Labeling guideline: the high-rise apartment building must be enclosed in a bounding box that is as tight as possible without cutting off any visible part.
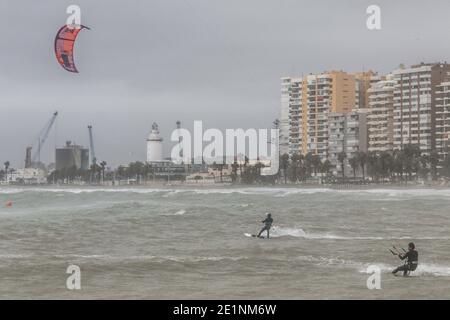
[367,75,396,152]
[392,62,450,155]
[286,78,303,155]
[281,62,450,175]
[282,71,356,159]
[280,77,292,156]
[328,111,368,175]
[435,81,450,162]
[354,71,380,110]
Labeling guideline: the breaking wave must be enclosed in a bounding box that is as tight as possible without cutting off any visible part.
[292,255,450,277]
[269,227,450,240]
[2,186,450,199]
[50,254,249,263]
[359,263,450,277]
[0,187,168,195]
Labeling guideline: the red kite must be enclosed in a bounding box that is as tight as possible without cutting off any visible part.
[54,25,90,73]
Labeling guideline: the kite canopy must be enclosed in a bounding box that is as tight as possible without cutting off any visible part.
[54,25,90,73]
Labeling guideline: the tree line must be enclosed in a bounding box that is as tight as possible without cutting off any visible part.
[279,144,450,184]
[2,144,450,185]
[47,161,165,184]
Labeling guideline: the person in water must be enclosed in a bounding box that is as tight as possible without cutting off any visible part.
[257,213,273,238]
[392,242,419,276]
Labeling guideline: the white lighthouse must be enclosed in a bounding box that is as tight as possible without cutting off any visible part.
[146,122,163,162]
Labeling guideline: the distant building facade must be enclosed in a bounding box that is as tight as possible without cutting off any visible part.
[354,71,381,110]
[281,62,450,174]
[367,76,396,152]
[328,111,368,175]
[281,71,357,160]
[280,78,292,156]
[9,168,47,184]
[392,62,450,156]
[435,81,450,163]
[284,77,303,155]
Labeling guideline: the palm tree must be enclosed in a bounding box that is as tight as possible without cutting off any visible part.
[403,144,421,181]
[217,164,224,183]
[100,161,107,183]
[255,160,263,182]
[289,153,302,183]
[238,158,244,179]
[349,156,359,179]
[367,151,379,182]
[280,153,289,184]
[135,161,144,180]
[320,159,331,184]
[127,161,144,183]
[379,151,394,181]
[117,165,127,180]
[4,161,10,183]
[358,151,367,181]
[321,160,331,176]
[442,155,450,178]
[304,152,314,178]
[311,154,322,177]
[429,150,439,181]
[143,163,155,182]
[392,150,404,182]
[419,154,429,180]
[337,151,346,181]
[231,159,239,183]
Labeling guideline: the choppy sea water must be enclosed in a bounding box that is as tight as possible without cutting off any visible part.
[1,186,450,299]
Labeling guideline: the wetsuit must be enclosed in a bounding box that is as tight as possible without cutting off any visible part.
[392,249,418,276]
[257,216,273,238]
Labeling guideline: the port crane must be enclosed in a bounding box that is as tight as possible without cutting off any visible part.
[27,111,58,166]
[87,125,96,166]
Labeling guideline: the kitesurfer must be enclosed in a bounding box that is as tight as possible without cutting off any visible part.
[257,213,273,239]
[392,242,418,276]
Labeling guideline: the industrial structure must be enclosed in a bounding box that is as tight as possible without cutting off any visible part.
[8,111,59,184]
[55,141,89,171]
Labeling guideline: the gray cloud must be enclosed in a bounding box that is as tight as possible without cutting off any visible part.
[1,0,450,167]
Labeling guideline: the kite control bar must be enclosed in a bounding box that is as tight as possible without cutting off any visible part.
[389,246,406,256]
[393,245,406,253]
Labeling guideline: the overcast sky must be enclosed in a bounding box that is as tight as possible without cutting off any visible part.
[1,0,450,167]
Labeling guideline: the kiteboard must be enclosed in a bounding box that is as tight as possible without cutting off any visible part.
[244,233,266,239]
[393,273,417,278]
